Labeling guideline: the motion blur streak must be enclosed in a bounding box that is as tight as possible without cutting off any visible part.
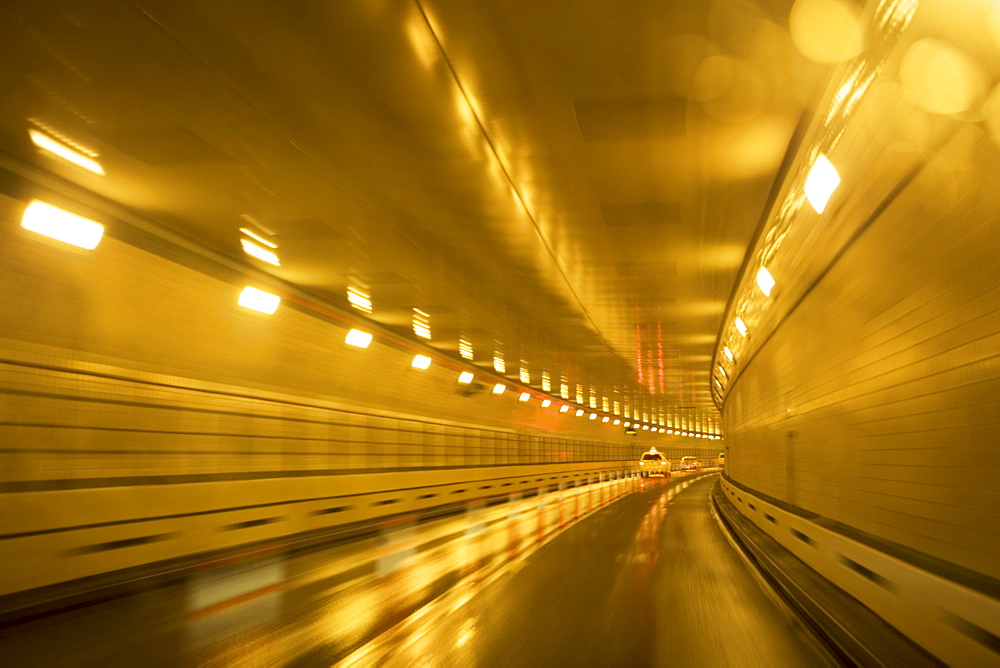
[1,0,999,665]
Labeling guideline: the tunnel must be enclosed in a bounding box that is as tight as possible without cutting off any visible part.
[0,0,998,665]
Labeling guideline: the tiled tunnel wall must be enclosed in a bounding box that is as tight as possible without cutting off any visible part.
[722,126,1000,581]
[0,187,718,596]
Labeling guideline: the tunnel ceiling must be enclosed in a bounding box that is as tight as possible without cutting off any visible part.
[0,0,829,424]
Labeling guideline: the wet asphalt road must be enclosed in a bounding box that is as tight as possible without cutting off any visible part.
[378,474,829,667]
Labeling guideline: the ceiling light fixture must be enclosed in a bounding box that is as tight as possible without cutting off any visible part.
[345,329,373,348]
[458,371,474,384]
[240,238,280,266]
[29,129,104,175]
[239,227,277,248]
[492,383,506,395]
[805,154,840,214]
[735,317,748,337]
[21,200,104,249]
[756,267,775,296]
[411,354,431,369]
[238,286,280,314]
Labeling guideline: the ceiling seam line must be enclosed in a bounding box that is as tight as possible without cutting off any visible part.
[411,0,619,359]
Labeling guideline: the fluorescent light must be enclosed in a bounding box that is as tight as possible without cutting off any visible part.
[541,399,552,407]
[575,409,584,417]
[347,287,372,313]
[29,129,104,175]
[624,422,631,427]
[589,413,597,420]
[519,392,530,402]
[642,425,650,430]
[560,405,570,413]
[602,416,610,423]
[756,267,775,296]
[723,346,734,362]
[659,428,664,433]
[613,419,620,425]
[21,200,104,249]
[345,329,373,348]
[238,286,280,314]
[240,238,280,266]
[805,154,840,214]
[459,338,474,359]
[492,383,506,394]
[735,317,748,336]
[718,365,728,378]
[412,309,431,339]
[458,371,474,384]
[411,354,431,369]
[239,228,277,248]
[667,429,674,434]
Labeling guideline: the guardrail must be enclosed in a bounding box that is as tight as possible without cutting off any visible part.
[716,477,1000,666]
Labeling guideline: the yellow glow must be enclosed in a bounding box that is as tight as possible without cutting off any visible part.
[541,399,552,407]
[668,429,674,434]
[345,329,373,348]
[28,129,104,175]
[238,286,280,314]
[457,371,474,384]
[900,39,986,116]
[21,200,104,249]
[642,425,650,430]
[519,392,530,402]
[239,228,277,248]
[492,383,506,395]
[459,338,473,360]
[624,421,631,427]
[493,356,505,373]
[659,428,665,433]
[723,346,734,361]
[240,238,280,266]
[575,409,584,417]
[718,365,728,378]
[560,405,570,413]
[602,416,610,423]
[789,0,863,64]
[735,317,748,336]
[589,413,597,420]
[756,267,775,296]
[614,419,621,425]
[805,154,840,214]
[411,354,431,369]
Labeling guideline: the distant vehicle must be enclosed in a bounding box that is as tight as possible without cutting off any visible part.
[717,453,725,469]
[679,456,701,472]
[638,447,670,478]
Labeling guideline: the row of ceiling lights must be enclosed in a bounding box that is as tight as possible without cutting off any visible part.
[714,153,841,402]
[20,126,723,440]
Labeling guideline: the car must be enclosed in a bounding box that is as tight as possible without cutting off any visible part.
[679,456,701,472]
[638,447,670,477]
